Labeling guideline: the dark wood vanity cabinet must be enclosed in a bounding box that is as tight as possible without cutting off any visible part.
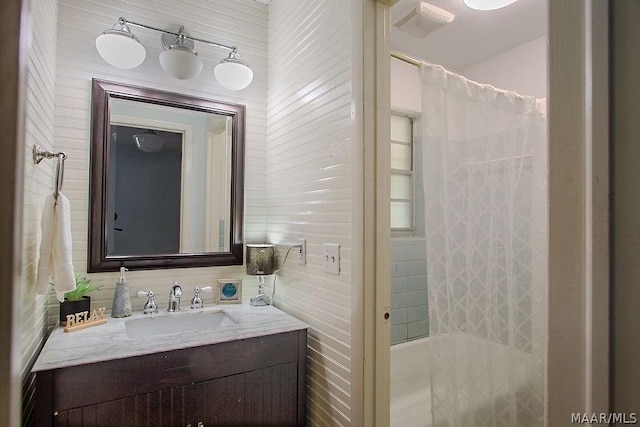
[35,330,307,427]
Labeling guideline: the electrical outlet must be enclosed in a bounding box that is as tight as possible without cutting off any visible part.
[297,239,306,265]
[323,243,340,275]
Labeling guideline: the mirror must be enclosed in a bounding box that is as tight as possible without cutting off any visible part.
[89,79,244,272]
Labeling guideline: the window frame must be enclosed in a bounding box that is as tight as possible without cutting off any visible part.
[390,112,415,236]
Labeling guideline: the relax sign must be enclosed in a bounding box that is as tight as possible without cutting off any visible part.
[64,307,107,333]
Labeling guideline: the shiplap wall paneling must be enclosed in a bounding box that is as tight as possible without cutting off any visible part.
[51,0,269,322]
[266,1,354,425]
[21,0,58,385]
[21,0,59,423]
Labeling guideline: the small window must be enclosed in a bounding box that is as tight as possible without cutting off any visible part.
[390,114,414,234]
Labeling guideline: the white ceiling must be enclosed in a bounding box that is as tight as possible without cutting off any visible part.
[390,0,546,71]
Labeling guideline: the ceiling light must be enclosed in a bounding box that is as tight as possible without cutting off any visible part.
[95,19,146,69]
[214,51,254,91]
[464,0,519,11]
[95,17,254,89]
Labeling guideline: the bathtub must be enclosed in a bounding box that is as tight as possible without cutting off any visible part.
[390,337,432,426]
[390,333,535,427]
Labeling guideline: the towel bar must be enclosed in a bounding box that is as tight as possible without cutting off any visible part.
[33,144,67,199]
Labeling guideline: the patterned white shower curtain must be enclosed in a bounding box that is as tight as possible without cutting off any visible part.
[420,63,547,427]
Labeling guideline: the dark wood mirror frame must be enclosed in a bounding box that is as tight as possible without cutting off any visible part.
[89,79,244,272]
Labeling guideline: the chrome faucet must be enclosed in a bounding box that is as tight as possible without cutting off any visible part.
[168,282,182,312]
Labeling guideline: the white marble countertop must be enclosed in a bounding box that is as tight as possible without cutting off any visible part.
[33,302,308,372]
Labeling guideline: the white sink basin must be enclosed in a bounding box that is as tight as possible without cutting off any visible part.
[125,309,238,339]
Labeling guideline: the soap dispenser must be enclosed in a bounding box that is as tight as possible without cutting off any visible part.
[111,267,132,318]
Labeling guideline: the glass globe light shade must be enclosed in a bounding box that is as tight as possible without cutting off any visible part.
[95,25,146,69]
[214,52,254,90]
[464,0,519,10]
[159,46,204,80]
[133,130,165,153]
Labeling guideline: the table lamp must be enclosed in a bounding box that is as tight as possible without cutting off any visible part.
[246,244,275,306]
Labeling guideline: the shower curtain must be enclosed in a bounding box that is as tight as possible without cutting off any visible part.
[420,63,547,426]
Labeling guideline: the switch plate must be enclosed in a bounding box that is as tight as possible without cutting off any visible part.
[297,239,306,265]
[323,243,340,275]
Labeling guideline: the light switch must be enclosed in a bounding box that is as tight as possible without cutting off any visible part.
[323,243,340,275]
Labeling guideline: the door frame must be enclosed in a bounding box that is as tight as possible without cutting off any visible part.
[366,0,611,425]
[354,0,393,425]
[546,0,609,422]
[0,0,29,425]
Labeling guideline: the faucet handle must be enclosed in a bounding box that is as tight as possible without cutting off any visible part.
[137,290,158,314]
[191,287,203,310]
[190,286,213,310]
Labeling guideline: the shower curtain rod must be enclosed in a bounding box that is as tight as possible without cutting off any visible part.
[465,153,533,168]
[391,51,421,67]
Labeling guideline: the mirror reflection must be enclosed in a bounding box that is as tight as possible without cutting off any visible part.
[108,99,232,255]
[89,79,244,272]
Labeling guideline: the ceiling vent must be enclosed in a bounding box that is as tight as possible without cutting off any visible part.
[394,2,455,38]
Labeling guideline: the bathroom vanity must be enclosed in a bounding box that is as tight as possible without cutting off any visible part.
[32,304,307,426]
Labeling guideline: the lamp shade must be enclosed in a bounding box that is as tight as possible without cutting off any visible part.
[246,244,275,276]
[214,52,253,90]
[95,26,146,69]
[159,46,203,80]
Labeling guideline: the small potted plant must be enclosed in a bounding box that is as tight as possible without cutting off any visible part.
[59,274,102,326]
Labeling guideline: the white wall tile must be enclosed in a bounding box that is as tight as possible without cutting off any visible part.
[391,239,428,345]
[391,325,408,344]
[407,320,428,340]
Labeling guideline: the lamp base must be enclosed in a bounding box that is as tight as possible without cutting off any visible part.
[250,294,271,306]
[249,275,271,306]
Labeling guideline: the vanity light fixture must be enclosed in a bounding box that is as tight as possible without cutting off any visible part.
[132,129,165,153]
[214,51,254,91]
[463,0,519,11]
[158,25,203,80]
[95,17,254,90]
[95,20,146,69]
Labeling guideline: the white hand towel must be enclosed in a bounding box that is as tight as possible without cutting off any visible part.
[35,195,55,296]
[36,193,76,302]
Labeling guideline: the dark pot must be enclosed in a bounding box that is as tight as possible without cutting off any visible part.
[59,296,91,326]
